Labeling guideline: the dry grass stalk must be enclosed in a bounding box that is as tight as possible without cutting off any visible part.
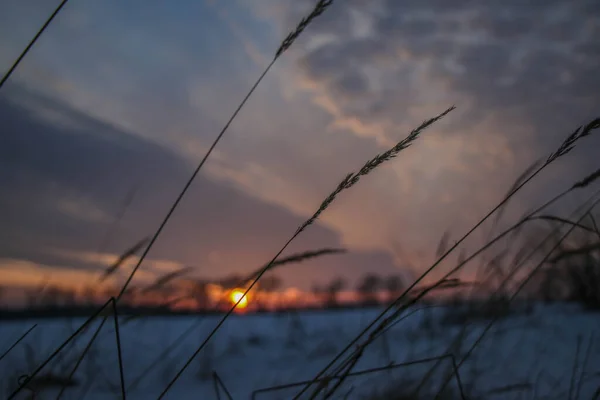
[574,333,596,400]
[548,118,600,163]
[393,183,600,378]
[98,237,149,283]
[573,167,600,189]
[491,188,600,300]
[237,106,454,304]
[241,247,346,285]
[587,212,600,237]
[115,0,336,311]
[0,324,37,363]
[529,215,598,235]
[296,106,455,235]
[155,107,455,399]
[432,197,600,398]
[321,186,598,398]
[490,122,599,243]
[311,279,468,399]
[8,297,117,399]
[488,158,544,239]
[55,318,108,400]
[275,0,334,59]
[435,231,451,259]
[298,116,600,399]
[140,266,193,294]
[568,335,583,400]
[549,242,600,263]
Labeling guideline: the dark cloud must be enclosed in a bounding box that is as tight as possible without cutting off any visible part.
[455,43,511,84]
[377,16,438,39]
[331,69,369,98]
[0,85,399,289]
[294,0,599,166]
[2,0,598,296]
[0,84,190,262]
[300,44,342,83]
[382,0,477,13]
[476,13,533,40]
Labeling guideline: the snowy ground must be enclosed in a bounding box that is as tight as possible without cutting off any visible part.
[0,304,598,399]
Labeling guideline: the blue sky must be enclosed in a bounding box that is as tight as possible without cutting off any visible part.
[0,0,598,295]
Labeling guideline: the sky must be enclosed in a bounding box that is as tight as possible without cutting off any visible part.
[0,0,598,298]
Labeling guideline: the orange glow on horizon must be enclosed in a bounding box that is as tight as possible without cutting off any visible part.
[229,289,249,310]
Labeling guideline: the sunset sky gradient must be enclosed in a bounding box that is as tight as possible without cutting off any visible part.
[0,0,598,298]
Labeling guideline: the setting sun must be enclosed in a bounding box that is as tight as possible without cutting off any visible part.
[229,289,249,309]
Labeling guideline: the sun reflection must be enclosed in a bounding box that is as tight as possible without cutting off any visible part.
[229,289,248,310]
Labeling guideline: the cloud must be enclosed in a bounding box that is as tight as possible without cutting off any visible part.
[240,0,600,248]
[0,258,104,290]
[1,0,598,299]
[274,0,599,149]
[0,86,401,292]
[54,195,110,224]
[49,248,184,276]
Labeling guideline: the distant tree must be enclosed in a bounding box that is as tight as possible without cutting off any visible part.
[81,285,98,306]
[120,287,138,306]
[101,285,120,300]
[157,285,176,304]
[257,274,283,310]
[61,288,77,306]
[385,275,404,302]
[42,286,62,307]
[25,279,50,308]
[190,279,210,310]
[357,274,381,306]
[311,283,325,307]
[39,285,77,307]
[259,274,282,292]
[325,277,346,307]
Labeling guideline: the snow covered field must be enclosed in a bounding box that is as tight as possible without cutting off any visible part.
[0,304,598,399]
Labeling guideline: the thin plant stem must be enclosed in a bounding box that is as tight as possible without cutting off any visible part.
[55,317,108,400]
[433,196,600,399]
[0,324,37,363]
[117,0,337,307]
[0,0,70,90]
[324,185,600,399]
[117,58,276,302]
[297,162,551,398]
[156,107,455,399]
[568,336,582,400]
[8,298,113,400]
[574,332,595,400]
[294,120,600,399]
[111,299,127,399]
